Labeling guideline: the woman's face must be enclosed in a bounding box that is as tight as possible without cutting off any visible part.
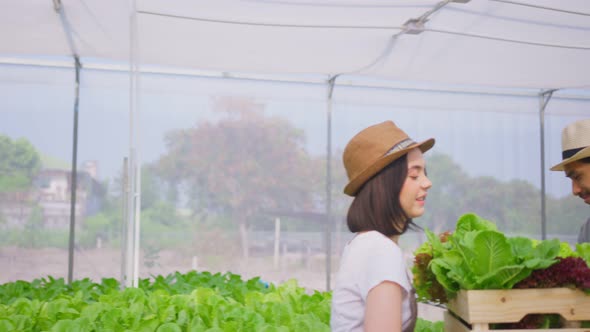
[399,148,432,218]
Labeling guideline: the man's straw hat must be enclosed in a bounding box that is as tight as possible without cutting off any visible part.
[550,119,590,171]
[343,121,435,196]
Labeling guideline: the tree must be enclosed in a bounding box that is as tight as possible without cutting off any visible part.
[140,166,165,211]
[23,204,43,248]
[0,135,41,192]
[423,152,585,238]
[80,213,111,248]
[420,153,470,232]
[0,135,41,228]
[547,195,588,237]
[308,149,352,221]
[98,163,171,247]
[156,98,315,259]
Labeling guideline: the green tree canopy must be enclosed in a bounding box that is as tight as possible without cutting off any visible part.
[421,153,585,237]
[155,99,316,257]
[0,135,41,192]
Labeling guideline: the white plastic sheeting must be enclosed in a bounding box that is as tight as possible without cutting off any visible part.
[2,0,590,89]
[2,0,589,291]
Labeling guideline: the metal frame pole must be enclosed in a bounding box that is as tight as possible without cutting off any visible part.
[120,158,129,288]
[53,0,82,285]
[128,0,142,288]
[325,76,337,291]
[67,56,81,284]
[539,89,556,240]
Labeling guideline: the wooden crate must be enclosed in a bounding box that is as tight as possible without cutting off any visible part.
[444,288,590,331]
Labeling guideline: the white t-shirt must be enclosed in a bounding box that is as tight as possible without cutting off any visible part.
[330,231,413,332]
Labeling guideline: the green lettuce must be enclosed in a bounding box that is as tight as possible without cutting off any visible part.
[418,213,563,301]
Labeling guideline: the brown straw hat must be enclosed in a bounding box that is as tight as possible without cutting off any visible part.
[550,119,590,171]
[343,121,435,196]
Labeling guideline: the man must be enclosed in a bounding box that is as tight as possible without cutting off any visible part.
[550,118,590,243]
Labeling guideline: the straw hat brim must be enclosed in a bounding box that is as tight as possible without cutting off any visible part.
[550,146,590,171]
[344,138,435,196]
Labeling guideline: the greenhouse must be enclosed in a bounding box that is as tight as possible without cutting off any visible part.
[1,0,590,331]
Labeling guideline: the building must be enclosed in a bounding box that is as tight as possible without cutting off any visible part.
[0,161,104,230]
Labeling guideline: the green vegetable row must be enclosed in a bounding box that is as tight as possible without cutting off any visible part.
[0,271,331,332]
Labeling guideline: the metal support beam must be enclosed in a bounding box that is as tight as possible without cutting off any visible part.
[539,89,556,240]
[120,157,129,289]
[54,0,83,285]
[325,75,337,291]
[67,55,81,284]
[124,0,143,288]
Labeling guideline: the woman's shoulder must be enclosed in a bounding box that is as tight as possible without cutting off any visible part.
[352,231,400,251]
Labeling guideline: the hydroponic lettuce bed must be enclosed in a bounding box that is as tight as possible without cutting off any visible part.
[0,270,443,332]
[413,213,590,331]
[0,271,331,332]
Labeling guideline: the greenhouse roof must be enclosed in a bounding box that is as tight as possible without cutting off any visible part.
[2,0,590,90]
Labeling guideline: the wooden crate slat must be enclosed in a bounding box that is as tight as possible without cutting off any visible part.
[444,311,472,332]
[444,310,590,332]
[447,288,590,324]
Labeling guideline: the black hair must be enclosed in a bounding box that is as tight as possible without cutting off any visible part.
[346,153,419,237]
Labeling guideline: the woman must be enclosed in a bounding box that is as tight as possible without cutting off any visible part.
[331,120,435,332]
